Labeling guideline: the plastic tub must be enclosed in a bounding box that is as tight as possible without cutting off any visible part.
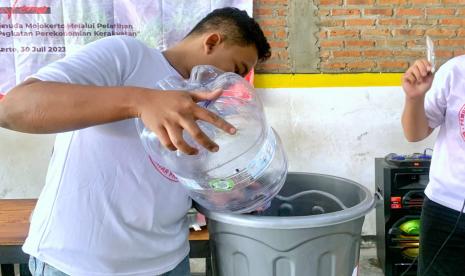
[199,172,376,276]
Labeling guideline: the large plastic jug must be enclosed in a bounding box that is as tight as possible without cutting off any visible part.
[136,65,288,213]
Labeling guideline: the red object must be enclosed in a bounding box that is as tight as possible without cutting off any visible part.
[390,196,401,203]
[222,83,252,100]
[0,93,4,100]
[390,196,402,209]
[221,69,255,101]
[244,69,254,85]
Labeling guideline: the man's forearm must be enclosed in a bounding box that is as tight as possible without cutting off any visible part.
[401,95,432,142]
[0,79,145,133]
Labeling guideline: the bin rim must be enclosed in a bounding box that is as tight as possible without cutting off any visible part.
[197,172,376,229]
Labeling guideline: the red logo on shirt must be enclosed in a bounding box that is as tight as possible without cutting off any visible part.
[459,104,465,141]
[148,156,179,182]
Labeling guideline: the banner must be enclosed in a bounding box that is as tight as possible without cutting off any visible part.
[0,0,252,93]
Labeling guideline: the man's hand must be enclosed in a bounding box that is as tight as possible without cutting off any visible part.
[136,89,236,155]
[401,59,435,142]
[402,59,434,100]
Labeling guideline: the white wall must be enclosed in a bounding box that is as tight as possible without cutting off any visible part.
[259,86,436,235]
[0,86,436,235]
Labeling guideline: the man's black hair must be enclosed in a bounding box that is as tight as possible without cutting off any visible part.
[186,7,271,62]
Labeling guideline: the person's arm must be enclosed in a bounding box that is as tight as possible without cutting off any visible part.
[1,78,141,133]
[1,78,234,155]
[0,79,233,155]
[401,59,435,142]
[0,36,235,155]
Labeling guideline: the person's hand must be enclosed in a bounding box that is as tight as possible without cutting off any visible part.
[136,89,236,155]
[402,59,434,99]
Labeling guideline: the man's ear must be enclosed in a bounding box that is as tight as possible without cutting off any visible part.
[203,33,222,55]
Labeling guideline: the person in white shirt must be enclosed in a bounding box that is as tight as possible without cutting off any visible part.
[402,56,465,276]
[0,7,271,276]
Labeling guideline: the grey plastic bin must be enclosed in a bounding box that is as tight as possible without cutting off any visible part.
[199,172,376,276]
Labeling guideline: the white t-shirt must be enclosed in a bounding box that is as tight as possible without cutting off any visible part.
[424,54,465,212]
[22,36,192,276]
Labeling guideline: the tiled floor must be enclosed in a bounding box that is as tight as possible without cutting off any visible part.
[190,246,385,276]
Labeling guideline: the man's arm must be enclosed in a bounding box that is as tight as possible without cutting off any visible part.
[0,36,236,155]
[0,79,235,155]
[401,59,435,142]
[1,78,141,133]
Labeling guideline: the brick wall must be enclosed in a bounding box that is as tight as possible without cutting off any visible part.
[253,0,465,73]
[253,0,290,72]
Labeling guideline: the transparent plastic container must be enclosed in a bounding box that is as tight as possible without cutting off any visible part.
[136,65,288,213]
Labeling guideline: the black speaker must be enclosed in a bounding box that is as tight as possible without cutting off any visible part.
[375,157,430,276]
